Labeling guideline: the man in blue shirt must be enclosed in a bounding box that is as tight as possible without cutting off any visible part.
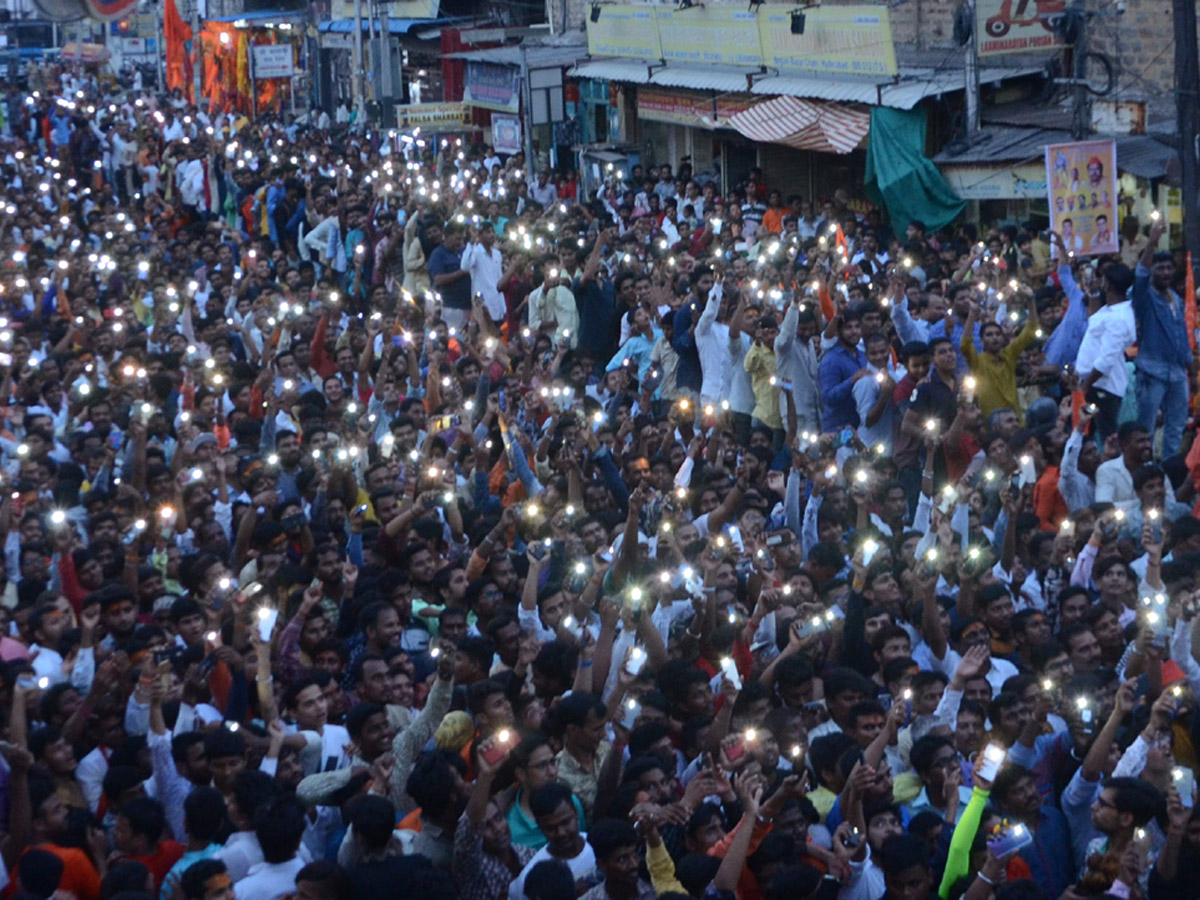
[818,308,869,432]
[672,266,715,395]
[428,225,472,332]
[1132,217,1193,457]
[991,764,1076,900]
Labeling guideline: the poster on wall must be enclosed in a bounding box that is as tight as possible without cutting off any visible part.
[975,0,1065,56]
[492,114,521,155]
[1044,139,1118,257]
[464,62,520,112]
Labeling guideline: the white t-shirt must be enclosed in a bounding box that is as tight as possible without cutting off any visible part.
[509,841,596,900]
[233,857,305,900]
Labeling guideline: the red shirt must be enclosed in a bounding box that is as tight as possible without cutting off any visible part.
[122,841,185,892]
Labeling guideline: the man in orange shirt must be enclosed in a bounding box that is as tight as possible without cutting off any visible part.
[761,190,785,236]
[7,774,103,900]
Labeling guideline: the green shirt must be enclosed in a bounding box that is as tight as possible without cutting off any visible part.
[507,788,587,849]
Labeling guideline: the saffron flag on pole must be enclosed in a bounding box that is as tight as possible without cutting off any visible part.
[163,0,194,101]
[1187,252,1196,352]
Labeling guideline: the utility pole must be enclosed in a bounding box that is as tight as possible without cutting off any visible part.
[1069,0,1089,139]
[192,0,202,104]
[1175,0,1200,265]
[520,45,536,179]
[352,0,366,125]
[964,0,979,134]
[377,0,393,113]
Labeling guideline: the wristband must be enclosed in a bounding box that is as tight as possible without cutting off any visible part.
[976,874,995,885]
[578,660,593,668]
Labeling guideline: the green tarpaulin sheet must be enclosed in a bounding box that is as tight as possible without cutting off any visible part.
[864,107,965,233]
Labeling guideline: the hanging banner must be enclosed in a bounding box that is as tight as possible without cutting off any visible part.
[757,6,897,76]
[394,102,471,132]
[586,4,662,59]
[85,0,139,22]
[976,0,1065,56]
[252,44,294,79]
[328,0,439,21]
[492,114,521,154]
[654,6,761,66]
[1045,139,1118,257]
[585,3,896,74]
[463,62,520,112]
[636,86,754,128]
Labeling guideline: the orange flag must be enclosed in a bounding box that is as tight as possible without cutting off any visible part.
[163,0,193,100]
[1187,252,1197,352]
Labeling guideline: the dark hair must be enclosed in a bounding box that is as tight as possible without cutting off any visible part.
[405,750,468,819]
[991,763,1033,805]
[180,860,228,900]
[118,797,167,845]
[543,692,605,740]
[523,860,575,900]
[101,862,152,900]
[909,735,953,777]
[1117,421,1149,445]
[344,794,398,853]
[254,797,308,863]
[231,770,279,823]
[282,673,326,712]
[878,833,931,876]
[467,678,508,716]
[294,861,351,900]
[809,733,857,782]
[587,818,640,861]
[529,782,576,819]
[203,728,245,761]
[345,702,385,739]
[183,787,227,842]
[1101,776,1164,825]
[20,847,65,897]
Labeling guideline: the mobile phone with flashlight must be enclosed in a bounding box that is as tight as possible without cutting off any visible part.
[625,646,648,677]
[481,729,513,766]
[978,743,1006,782]
[1174,766,1196,807]
[987,821,1034,857]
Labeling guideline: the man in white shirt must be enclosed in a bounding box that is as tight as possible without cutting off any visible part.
[28,605,68,685]
[162,110,185,143]
[461,227,506,323]
[528,265,578,347]
[110,120,138,204]
[176,147,206,213]
[694,281,733,406]
[1076,262,1136,441]
[529,170,558,209]
[1095,422,1153,512]
[509,784,597,900]
[218,771,313,881]
[233,797,309,900]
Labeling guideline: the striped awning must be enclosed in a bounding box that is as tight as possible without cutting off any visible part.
[725,96,870,155]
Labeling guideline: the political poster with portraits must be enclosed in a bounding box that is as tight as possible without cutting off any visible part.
[1044,139,1118,257]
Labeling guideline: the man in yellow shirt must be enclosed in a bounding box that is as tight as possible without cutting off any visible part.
[960,292,1039,420]
[744,315,783,446]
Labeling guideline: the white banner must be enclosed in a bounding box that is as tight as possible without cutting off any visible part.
[252,44,294,80]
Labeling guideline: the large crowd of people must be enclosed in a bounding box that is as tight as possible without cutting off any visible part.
[0,67,1196,900]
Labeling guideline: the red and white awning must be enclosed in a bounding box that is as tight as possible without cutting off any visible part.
[725,96,870,155]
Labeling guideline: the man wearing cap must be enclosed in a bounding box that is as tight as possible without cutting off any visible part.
[1133,216,1194,457]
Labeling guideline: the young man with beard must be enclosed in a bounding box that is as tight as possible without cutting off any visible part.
[452,732,537,900]
[989,764,1076,898]
[281,672,351,775]
[297,646,457,811]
